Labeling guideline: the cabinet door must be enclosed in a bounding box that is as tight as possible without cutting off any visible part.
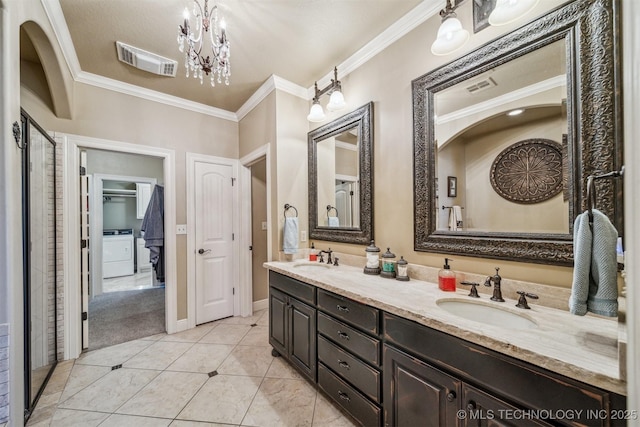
[269,287,287,357]
[289,298,317,382]
[462,384,552,427]
[136,182,152,219]
[384,345,460,427]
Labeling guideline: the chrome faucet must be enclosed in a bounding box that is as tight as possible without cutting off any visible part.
[484,267,504,302]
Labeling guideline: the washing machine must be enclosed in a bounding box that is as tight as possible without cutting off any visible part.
[103,229,134,278]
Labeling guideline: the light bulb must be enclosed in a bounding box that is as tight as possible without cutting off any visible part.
[431,17,469,56]
[307,102,326,122]
[327,90,346,112]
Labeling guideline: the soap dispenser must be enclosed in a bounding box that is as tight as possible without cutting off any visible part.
[438,258,456,292]
[309,242,317,261]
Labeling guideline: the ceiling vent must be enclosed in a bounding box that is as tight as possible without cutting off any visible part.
[116,41,177,77]
[465,77,497,94]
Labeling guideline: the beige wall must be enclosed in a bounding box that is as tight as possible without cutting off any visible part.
[21,82,239,319]
[303,0,574,287]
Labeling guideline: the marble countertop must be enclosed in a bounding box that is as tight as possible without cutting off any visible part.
[264,260,626,396]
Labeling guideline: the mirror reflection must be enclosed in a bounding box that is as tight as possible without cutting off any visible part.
[309,102,373,244]
[316,128,360,228]
[435,40,569,234]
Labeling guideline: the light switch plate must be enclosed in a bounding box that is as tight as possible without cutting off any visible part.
[176,224,187,234]
[301,230,307,242]
[261,221,268,231]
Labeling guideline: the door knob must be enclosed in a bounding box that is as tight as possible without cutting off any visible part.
[198,248,211,255]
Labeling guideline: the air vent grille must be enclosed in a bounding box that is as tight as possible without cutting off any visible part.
[116,41,177,77]
[465,77,497,94]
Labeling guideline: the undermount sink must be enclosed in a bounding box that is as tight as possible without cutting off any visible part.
[292,262,331,272]
[436,299,538,330]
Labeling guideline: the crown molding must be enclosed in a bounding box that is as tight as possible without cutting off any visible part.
[41,0,82,77]
[235,75,307,121]
[311,0,442,95]
[75,71,238,121]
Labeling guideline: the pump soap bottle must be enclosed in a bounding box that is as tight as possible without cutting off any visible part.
[438,258,456,292]
[309,242,317,261]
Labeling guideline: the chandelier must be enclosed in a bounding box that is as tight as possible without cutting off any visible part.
[177,0,231,87]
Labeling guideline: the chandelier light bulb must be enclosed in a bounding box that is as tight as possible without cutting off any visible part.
[431,16,469,56]
[488,0,540,26]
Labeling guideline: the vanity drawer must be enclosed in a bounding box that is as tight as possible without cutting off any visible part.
[318,289,379,334]
[318,363,381,427]
[318,312,380,366]
[318,335,381,403]
[269,271,316,305]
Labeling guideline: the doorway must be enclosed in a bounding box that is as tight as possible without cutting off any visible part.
[83,151,165,351]
[62,134,178,360]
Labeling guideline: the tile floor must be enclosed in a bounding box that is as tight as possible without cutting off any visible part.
[26,310,357,427]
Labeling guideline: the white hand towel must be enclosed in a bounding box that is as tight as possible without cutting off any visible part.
[328,216,339,227]
[569,209,619,317]
[283,217,299,254]
[449,206,463,231]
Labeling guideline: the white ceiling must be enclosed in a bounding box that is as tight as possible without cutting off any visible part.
[51,0,433,114]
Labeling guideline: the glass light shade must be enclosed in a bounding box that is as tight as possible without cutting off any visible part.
[327,90,346,111]
[307,102,326,122]
[488,0,540,26]
[430,17,470,56]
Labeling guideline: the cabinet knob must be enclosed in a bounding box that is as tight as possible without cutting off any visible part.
[337,331,350,341]
[338,360,351,370]
[446,391,456,402]
[338,391,351,402]
[467,400,477,411]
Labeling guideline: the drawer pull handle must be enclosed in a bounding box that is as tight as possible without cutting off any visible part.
[338,391,351,402]
[336,304,350,313]
[338,360,351,370]
[337,331,350,340]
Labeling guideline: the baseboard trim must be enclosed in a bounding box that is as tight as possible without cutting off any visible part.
[253,299,268,312]
[175,318,189,333]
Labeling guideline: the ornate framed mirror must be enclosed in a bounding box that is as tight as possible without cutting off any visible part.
[413,0,622,265]
[309,102,374,244]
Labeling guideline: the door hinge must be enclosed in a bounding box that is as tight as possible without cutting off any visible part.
[82,312,88,321]
[249,245,253,251]
[232,233,235,241]
[81,239,88,249]
[231,177,236,186]
[80,166,86,176]
[233,288,235,295]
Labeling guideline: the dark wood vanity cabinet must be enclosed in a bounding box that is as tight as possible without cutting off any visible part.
[268,271,626,427]
[383,312,626,427]
[268,272,317,382]
[316,289,383,426]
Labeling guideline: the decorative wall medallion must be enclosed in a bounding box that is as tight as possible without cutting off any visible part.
[490,139,563,204]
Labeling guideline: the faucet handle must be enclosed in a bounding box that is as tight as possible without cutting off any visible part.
[460,281,480,298]
[515,291,539,309]
[333,257,339,266]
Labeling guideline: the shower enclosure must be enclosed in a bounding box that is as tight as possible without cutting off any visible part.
[21,110,58,421]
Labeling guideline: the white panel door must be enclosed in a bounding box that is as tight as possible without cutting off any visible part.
[80,151,90,349]
[195,161,235,324]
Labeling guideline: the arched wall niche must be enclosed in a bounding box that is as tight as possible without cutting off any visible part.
[20,21,72,119]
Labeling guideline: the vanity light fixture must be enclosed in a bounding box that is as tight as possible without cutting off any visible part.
[178,0,231,87]
[307,67,347,122]
[507,108,524,116]
[488,0,540,26]
[430,0,470,56]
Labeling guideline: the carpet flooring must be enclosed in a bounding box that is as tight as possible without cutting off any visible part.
[88,286,165,351]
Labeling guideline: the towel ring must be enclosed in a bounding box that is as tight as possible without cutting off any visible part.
[284,203,298,219]
[586,166,624,225]
[326,205,338,218]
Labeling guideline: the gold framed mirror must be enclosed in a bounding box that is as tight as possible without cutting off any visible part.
[413,0,622,265]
